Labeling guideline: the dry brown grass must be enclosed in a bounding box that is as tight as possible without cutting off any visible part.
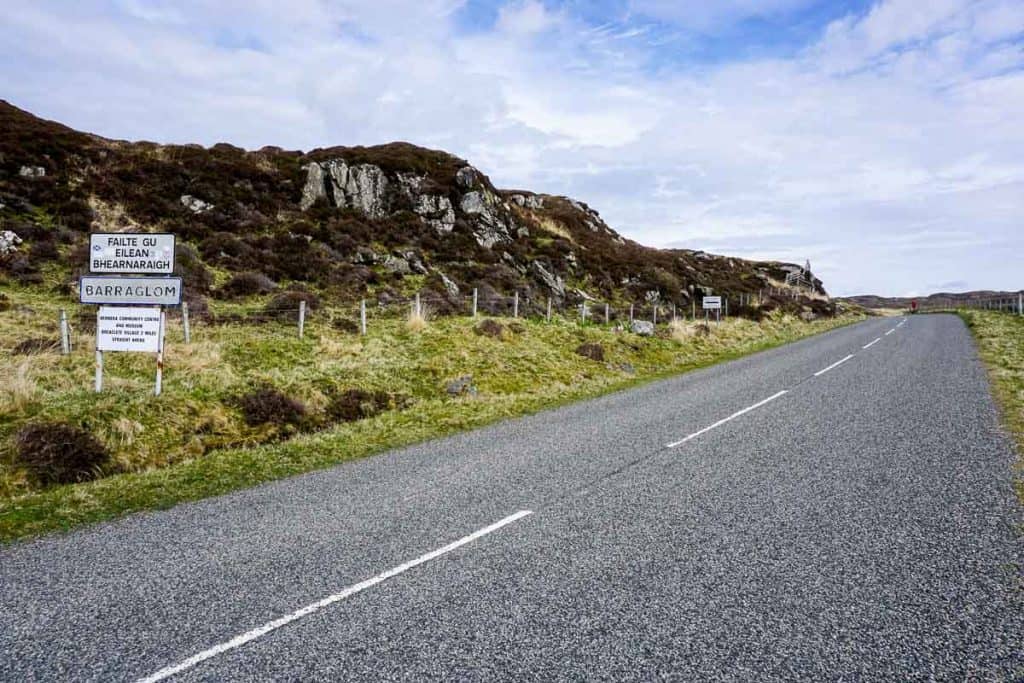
[0,359,39,412]
[407,304,432,332]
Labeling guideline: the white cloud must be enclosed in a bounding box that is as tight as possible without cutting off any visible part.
[0,0,1021,296]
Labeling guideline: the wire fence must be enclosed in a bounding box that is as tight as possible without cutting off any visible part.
[41,284,832,353]
[916,292,1023,315]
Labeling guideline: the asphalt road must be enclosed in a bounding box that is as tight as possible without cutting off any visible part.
[2,314,1022,681]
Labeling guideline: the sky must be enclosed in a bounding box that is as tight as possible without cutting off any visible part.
[1,0,1022,296]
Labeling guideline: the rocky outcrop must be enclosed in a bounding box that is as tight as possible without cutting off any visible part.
[414,194,455,234]
[532,261,565,299]
[18,165,45,178]
[300,159,389,217]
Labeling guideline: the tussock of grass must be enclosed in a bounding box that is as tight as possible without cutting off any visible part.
[958,310,1024,504]
[406,303,431,332]
[0,285,858,541]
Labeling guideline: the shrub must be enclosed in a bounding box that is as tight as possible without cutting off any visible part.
[576,342,605,362]
[264,289,320,314]
[327,388,393,423]
[332,317,360,334]
[13,338,58,355]
[238,386,306,427]
[407,303,431,332]
[15,422,109,485]
[221,271,277,298]
[29,239,59,262]
[474,319,504,338]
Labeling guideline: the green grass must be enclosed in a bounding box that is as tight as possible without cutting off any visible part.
[957,310,1024,504]
[0,286,860,542]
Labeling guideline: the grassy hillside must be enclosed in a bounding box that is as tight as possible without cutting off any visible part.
[0,285,857,541]
[958,310,1024,504]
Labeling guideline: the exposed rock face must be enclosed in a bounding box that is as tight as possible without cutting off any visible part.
[509,193,544,210]
[455,166,478,189]
[414,194,455,234]
[180,195,213,214]
[437,271,460,297]
[460,190,514,248]
[300,159,389,217]
[532,261,565,298]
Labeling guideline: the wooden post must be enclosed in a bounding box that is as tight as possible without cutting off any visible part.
[671,302,676,323]
[580,302,587,324]
[513,291,519,318]
[182,301,191,344]
[59,309,70,355]
[472,288,478,318]
[546,297,552,322]
[298,300,306,338]
[653,305,658,326]
[415,292,421,317]
[605,303,610,324]
[692,300,696,320]
[724,297,729,317]
[629,303,634,322]
[155,309,166,396]
[360,299,367,335]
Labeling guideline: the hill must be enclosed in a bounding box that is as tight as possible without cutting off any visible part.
[842,291,1021,310]
[0,100,830,318]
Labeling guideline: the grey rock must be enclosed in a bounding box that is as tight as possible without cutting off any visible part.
[18,165,45,178]
[445,375,476,397]
[509,193,544,210]
[460,191,487,215]
[532,262,565,298]
[0,230,22,255]
[631,320,655,336]
[437,272,460,297]
[414,195,455,234]
[382,255,411,275]
[353,248,378,265]
[455,166,478,189]
[617,362,636,374]
[301,160,389,217]
[397,250,428,275]
[180,195,214,214]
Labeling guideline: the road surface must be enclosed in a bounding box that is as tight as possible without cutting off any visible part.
[2,314,1022,681]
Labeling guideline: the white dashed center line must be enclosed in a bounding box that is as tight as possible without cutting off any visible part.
[863,338,881,349]
[666,390,788,449]
[814,354,855,377]
[885,329,895,336]
[136,510,534,683]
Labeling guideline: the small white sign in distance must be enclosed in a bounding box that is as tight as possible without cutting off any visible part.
[703,296,722,310]
[96,306,163,352]
[90,233,175,274]
[80,275,183,306]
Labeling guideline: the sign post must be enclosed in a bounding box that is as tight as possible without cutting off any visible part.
[703,296,722,325]
[83,233,178,395]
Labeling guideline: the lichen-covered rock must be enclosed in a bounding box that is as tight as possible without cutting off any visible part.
[455,166,478,189]
[18,165,45,178]
[445,375,477,397]
[180,195,213,214]
[382,254,412,275]
[509,193,544,210]
[532,261,565,298]
[0,230,23,255]
[631,320,655,336]
[414,194,455,234]
[437,271,460,297]
[300,159,389,217]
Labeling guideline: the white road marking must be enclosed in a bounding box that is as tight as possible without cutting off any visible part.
[885,329,895,336]
[814,354,855,377]
[136,510,534,683]
[666,390,788,448]
[862,338,882,349]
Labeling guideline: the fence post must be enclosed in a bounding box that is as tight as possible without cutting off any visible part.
[724,297,729,318]
[653,305,658,326]
[59,309,70,355]
[629,303,634,323]
[671,302,676,323]
[472,288,478,318]
[513,291,519,319]
[298,300,306,338]
[360,299,367,335]
[182,301,191,344]
[581,302,588,324]
[1019,292,1022,316]
[415,292,421,317]
[605,303,610,325]
[692,300,696,320]
[155,309,165,396]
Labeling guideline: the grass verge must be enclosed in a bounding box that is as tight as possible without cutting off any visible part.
[957,310,1024,505]
[0,294,859,542]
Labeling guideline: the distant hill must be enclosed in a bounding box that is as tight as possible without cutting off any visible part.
[0,100,831,317]
[841,291,1022,310]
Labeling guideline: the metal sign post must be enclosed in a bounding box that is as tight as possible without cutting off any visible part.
[703,296,722,326]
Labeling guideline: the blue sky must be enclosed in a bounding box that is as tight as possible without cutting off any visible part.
[2,0,1023,296]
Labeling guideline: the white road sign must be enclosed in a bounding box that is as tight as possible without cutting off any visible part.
[703,296,722,310]
[80,276,183,306]
[90,233,175,274]
[96,306,163,352]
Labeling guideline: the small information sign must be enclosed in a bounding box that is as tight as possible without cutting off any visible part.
[96,306,163,353]
[702,296,722,310]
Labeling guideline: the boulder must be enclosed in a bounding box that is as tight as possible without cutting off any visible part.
[631,320,655,336]
[180,195,214,214]
[532,261,565,298]
[382,255,412,275]
[460,191,487,215]
[0,230,22,255]
[445,375,477,397]
[18,166,45,178]
[455,166,478,189]
[414,194,455,234]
